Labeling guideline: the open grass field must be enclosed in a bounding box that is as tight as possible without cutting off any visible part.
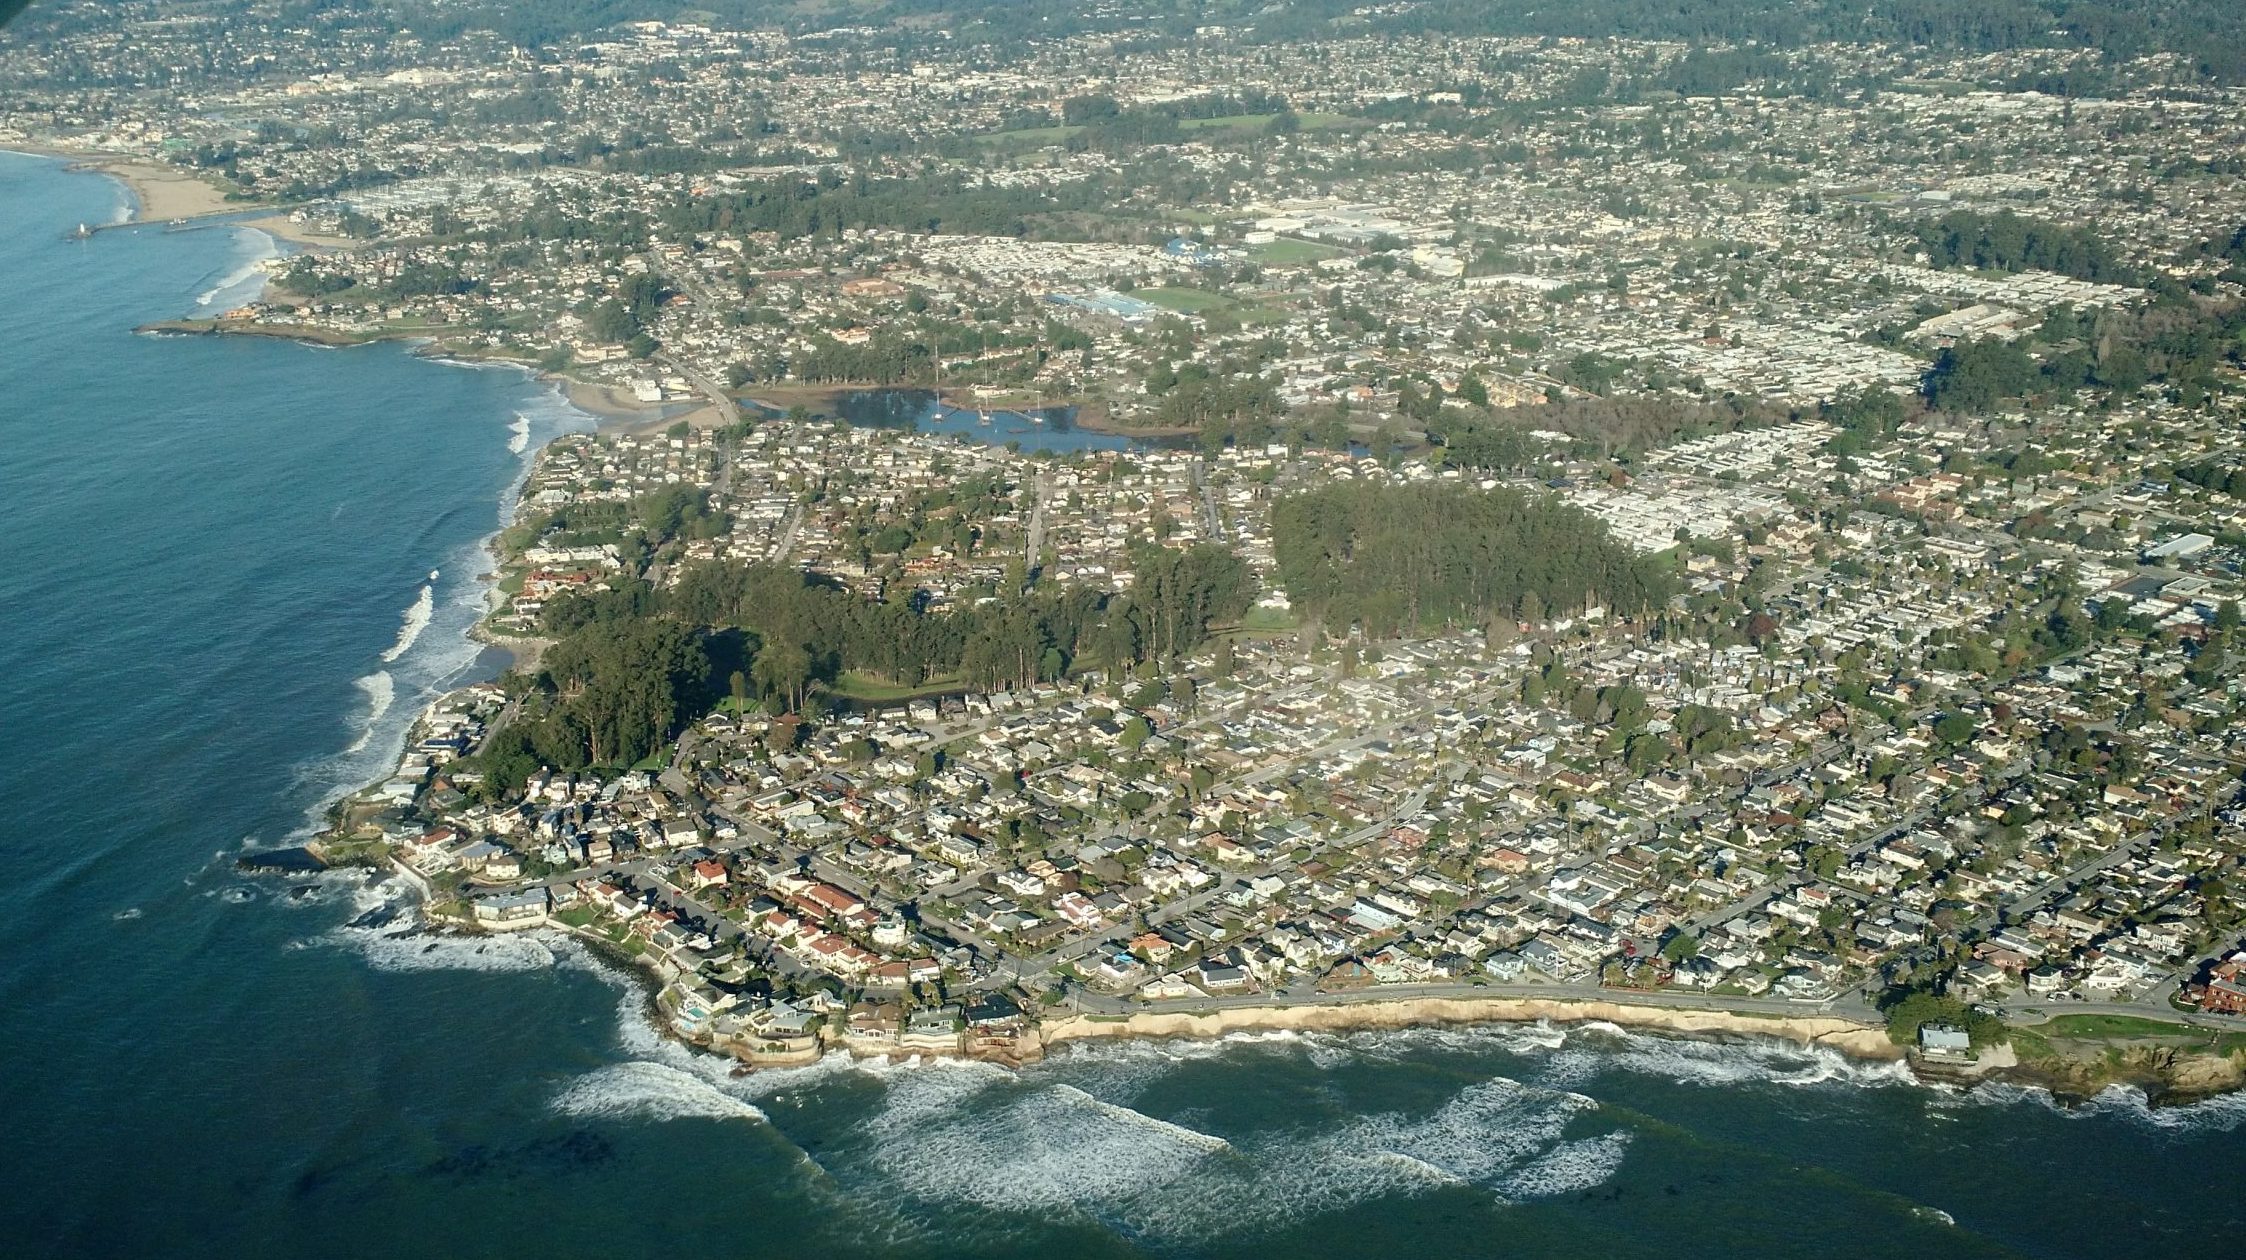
[980,123,1086,147]
[2035,1013,2202,1039]
[1249,237,1343,265]
[832,670,963,703]
[1130,286,1232,313]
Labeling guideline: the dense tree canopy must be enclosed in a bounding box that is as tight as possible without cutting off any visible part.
[472,538,1253,790]
[1901,209,2136,285]
[1273,482,1672,637]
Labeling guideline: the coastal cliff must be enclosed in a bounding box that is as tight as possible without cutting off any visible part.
[1040,996,1901,1060]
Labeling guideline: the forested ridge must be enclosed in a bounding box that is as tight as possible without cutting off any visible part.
[1273,481,1673,638]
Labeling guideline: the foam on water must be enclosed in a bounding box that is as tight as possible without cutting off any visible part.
[1954,1079,2246,1133]
[848,1062,1224,1223]
[190,227,278,311]
[316,879,568,973]
[1497,1130,1634,1199]
[552,1061,768,1125]
[379,582,435,663]
[1535,1022,1915,1091]
[345,671,394,752]
[288,372,593,829]
[1321,1075,1605,1200]
[795,1042,1629,1247]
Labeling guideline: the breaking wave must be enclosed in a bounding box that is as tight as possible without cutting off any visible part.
[191,227,278,311]
[553,1061,768,1125]
[379,582,434,663]
[316,879,567,973]
[1952,1079,2246,1133]
[1533,1021,1916,1091]
[286,370,594,832]
[346,671,394,750]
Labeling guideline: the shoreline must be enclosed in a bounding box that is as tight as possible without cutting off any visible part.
[1038,995,1900,1060]
[124,313,1193,445]
[286,360,2246,1105]
[382,906,2246,1109]
[8,143,348,248]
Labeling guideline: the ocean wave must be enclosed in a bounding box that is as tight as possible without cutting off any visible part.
[1498,1130,1634,1199]
[1330,1075,1601,1197]
[284,371,596,833]
[313,879,571,973]
[1534,1021,1916,1092]
[851,1064,1222,1222]
[379,582,434,663]
[1952,1079,2246,1133]
[552,1061,769,1125]
[807,1056,1623,1245]
[349,927,562,973]
[191,227,278,311]
[508,412,530,454]
[342,670,393,755]
[519,971,1646,1246]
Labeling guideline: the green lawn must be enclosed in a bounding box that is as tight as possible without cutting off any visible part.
[1248,237,1341,266]
[832,671,963,703]
[1177,113,1277,133]
[1240,607,1300,633]
[1177,111,1350,133]
[2037,1014,2199,1039]
[978,123,1085,147]
[1130,286,1232,314]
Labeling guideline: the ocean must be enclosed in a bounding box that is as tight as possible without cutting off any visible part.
[2,149,2241,1260]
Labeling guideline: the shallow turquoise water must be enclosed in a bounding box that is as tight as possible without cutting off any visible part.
[2,150,2240,1260]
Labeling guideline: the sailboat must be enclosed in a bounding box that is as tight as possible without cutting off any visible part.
[977,407,992,426]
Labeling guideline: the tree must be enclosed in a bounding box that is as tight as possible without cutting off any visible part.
[1923,339,2037,413]
[752,640,813,712]
[1273,481,1667,637]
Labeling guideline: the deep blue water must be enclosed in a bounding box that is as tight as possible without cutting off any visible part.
[3,150,2244,1260]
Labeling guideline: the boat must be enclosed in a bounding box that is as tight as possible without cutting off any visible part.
[977,408,992,426]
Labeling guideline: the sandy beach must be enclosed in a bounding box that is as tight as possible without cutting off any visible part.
[239,211,358,250]
[16,143,357,249]
[93,157,239,221]
[562,376,722,435]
